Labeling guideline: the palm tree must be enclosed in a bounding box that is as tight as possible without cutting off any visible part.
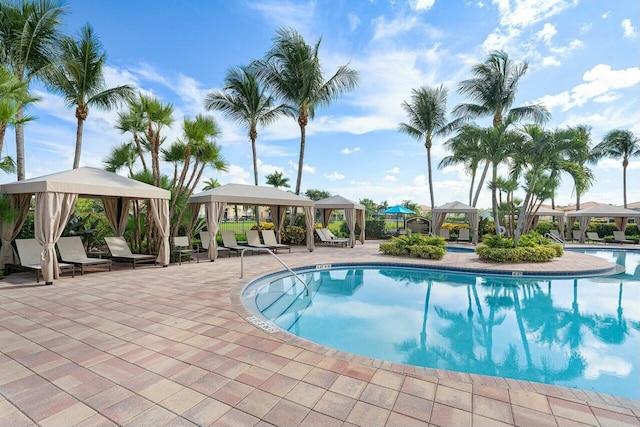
[115,110,147,172]
[399,85,450,231]
[256,27,359,195]
[0,0,67,180]
[103,142,137,176]
[204,66,290,185]
[202,178,221,190]
[592,130,640,208]
[552,125,595,211]
[439,124,488,206]
[265,171,289,188]
[0,65,39,157]
[46,24,135,169]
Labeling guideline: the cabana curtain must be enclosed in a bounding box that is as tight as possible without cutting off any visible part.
[0,194,32,269]
[356,209,366,243]
[432,201,479,244]
[269,205,288,242]
[314,195,366,248]
[205,201,226,260]
[35,192,78,283]
[103,196,132,237]
[304,206,315,250]
[345,208,356,248]
[149,198,170,266]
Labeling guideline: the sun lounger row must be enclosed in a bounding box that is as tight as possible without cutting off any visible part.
[316,228,348,247]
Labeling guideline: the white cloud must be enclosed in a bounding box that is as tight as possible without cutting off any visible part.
[493,0,578,29]
[579,22,593,33]
[219,164,250,184]
[247,0,315,33]
[324,171,345,181]
[622,19,638,39]
[549,39,583,55]
[409,0,435,11]
[536,23,557,44]
[256,158,286,177]
[387,167,400,174]
[348,13,360,31]
[602,11,610,19]
[288,160,315,174]
[537,64,640,112]
[341,147,361,154]
[372,15,420,40]
[383,175,397,182]
[541,56,561,67]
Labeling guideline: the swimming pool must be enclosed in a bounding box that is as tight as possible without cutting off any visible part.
[244,249,640,399]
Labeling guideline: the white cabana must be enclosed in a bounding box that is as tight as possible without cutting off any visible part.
[188,184,315,260]
[432,201,479,244]
[0,167,171,283]
[314,195,366,248]
[529,206,565,235]
[566,205,640,243]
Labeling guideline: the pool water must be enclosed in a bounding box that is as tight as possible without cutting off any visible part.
[245,250,640,399]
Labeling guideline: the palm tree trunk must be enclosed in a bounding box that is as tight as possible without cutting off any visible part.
[491,164,501,235]
[15,111,25,180]
[0,123,6,154]
[472,161,490,207]
[251,135,259,186]
[576,192,581,211]
[73,117,84,169]
[623,164,627,208]
[295,122,306,196]
[426,140,435,233]
[133,133,148,172]
[468,167,477,206]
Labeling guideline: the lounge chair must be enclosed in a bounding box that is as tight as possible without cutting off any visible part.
[199,231,230,259]
[613,231,634,244]
[458,229,470,242]
[246,230,272,250]
[316,228,348,247]
[572,230,582,241]
[586,232,604,243]
[220,230,251,256]
[8,238,75,283]
[261,229,290,253]
[439,229,450,240]
[57,236,112,274]
[173,236,199,265]
[104,236,156,268]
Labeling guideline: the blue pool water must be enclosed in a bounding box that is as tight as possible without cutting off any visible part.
[244,250,640,399]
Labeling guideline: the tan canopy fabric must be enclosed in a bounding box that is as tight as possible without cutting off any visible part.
[0,194,31,269]
[432,201,479,244]
[566,205,640,243]
[189,184,316,252]
[314,195,366,247]
[0,167,171,283]
[529,206,565,237]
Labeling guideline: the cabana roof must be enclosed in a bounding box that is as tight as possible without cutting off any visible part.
[314,195,365,210]
[188,183,314,206]
[532,206,565,216]
[566,205,640,217]
[433,201,477,213]
[0,167,170,199]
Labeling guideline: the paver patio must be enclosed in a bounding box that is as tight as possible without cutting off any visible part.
[1,241,639,426]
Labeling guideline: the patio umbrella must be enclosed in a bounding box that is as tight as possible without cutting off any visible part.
[382,205,415,229]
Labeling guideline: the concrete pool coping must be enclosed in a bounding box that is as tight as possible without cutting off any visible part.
[0,240,638,426]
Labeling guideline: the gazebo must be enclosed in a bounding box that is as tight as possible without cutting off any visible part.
[566,205,640,243]
[0,167,171,284]
[432,201,479,244]
[188,184,315,260]
[314,195,366,248]
[529,206,565,235]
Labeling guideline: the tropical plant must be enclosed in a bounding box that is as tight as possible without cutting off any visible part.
[202,177,221,190]
[103,142,137,176]
[592,130,640,208]
[255,27,359,195]
[265,170,289,188]
[45,24,135,168]
[0,65,39,160]
[399,85,450,231]
[304,189,330,201]
[0,0,67,180]
[204,65,290,185]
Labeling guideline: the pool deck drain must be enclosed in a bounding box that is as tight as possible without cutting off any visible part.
[0,241,638,426]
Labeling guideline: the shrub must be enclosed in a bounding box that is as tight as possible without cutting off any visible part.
[282,225,306,245]
[441,222,469,233]
[476,245,558,262]
[626,224,639,236]
[379,234,446,260]
[482,234,514,248]
[365,218,387,239]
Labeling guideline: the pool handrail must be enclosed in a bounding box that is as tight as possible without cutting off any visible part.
[239,247,309,296]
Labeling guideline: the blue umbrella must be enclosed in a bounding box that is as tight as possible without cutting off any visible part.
[382,205,415,229]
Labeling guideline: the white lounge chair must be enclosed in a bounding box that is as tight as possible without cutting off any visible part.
[57,236,112,274]
[572,230,582,241]
[104,236,156,268]
[439,228,450,240]
[261,229,290,253]
[199,231,230,259]
[9,238,75,283]
[613,231,634,244]
[173,236,198,265]
[315,228,348,247]
[586,232,604,243]
[220,230,250,256]
[458,229,470,242]
[245,230,272,249]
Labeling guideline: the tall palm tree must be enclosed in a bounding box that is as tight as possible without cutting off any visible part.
[0,65,39,157]
[439,124,488,206]
[592,130,640,208]
[453,51,550,233]
[556,125,595,211]
[399,85,450,231]
[0,0,67,180]
[202,177,221,190]
[115,110,147,172]
[255,27,359,195]
[204,66,290,185]
[103,141,137,176]
[265,171,289,188]
[46,24,135,168]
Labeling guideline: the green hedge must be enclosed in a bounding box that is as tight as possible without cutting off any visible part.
[379,234,446,260]
[475,245,561,262]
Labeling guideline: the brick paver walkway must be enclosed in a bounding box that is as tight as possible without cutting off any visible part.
[1,241,638,426]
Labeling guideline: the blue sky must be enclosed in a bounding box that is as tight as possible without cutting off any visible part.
[2,0,639,209]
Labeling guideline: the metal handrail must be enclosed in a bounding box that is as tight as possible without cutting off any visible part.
[240,247,309,296]
[545,232,565,247]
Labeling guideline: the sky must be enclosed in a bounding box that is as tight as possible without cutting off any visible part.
[2,0,639,210]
